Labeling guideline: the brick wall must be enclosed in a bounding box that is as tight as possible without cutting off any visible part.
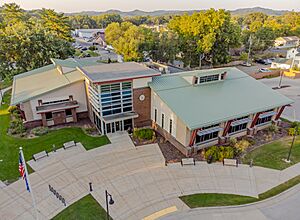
[133,87,152,127]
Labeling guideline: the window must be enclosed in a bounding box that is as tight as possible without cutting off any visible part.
[229,123,247,134]
[43,98,69,105]
[199,74,220,84]
[100,82,133,116]
[65,109,72,117]
[154,109,157,122]
[161,113,165,129]
[45,112,52,120]
[196,131,219,144]
[256,116,272,125]
[169,119,173,134]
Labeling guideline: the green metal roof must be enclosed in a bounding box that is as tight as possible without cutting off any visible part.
[149,67,293,130]
[11,64,84,105]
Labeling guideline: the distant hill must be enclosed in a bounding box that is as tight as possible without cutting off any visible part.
[65,7,291,17]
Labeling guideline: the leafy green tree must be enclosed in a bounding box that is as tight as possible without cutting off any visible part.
[39,9,73,42]
[92,14,122,28]
[105,22,145,61]
[0,4,74,79]
[168,9,241,67]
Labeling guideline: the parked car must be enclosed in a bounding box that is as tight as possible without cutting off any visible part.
[255,59,268,65]
[81,47,88,51]
[259,68,271,73]
[241,62,251,67]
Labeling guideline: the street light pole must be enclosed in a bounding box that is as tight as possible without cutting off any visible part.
[105,190,114,220]
[287,108,297,162]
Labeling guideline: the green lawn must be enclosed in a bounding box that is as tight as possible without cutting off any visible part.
[243,137,300,170]
[180,175,300,208]
[52,194,108,220]
[0,91,110,182]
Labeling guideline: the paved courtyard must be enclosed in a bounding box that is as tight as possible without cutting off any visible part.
[1,132,300,220]
[260,76,300,121]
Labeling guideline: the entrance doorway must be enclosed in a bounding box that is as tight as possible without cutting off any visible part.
[105,120,124,134]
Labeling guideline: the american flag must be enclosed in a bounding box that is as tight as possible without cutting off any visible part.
[19,152,30,192]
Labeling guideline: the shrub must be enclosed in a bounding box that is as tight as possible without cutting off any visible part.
[291,121,300,128]
[229,137,237,146]
[8,106,18,114]
[9,118,25,135]
[234,139,251,156]
[268,124,278,133]
[31,126,49,136]
[205,146,234,162]
[288,127,300,136]
[84,127,98,135]
[133,128,154,140]
[89,46,97,51]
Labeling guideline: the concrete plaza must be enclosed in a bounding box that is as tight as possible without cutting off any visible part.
[1,132,300,220]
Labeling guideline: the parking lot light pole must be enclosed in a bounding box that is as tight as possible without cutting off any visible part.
[278,70,283,89]
[105,190,114,220]
[287,108,297,162]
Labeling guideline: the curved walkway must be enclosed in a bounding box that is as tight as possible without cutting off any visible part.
[1,132,300,220]
[161,183,300,220]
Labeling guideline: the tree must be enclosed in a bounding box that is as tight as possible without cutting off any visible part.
[105,22,145,61]
[39,9,73,42]
[92,14,122,28]
[0,4,74,80]
[168,9,241,67]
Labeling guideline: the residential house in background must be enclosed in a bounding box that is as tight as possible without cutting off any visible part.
[74,29,105,39]
[274,36,300,48]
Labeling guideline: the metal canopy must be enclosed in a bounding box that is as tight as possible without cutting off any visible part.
[259,111,277,119]
[197,127,222,136]
[231,118,251,126]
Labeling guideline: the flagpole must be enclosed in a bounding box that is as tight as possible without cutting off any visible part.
[19,147,39,220]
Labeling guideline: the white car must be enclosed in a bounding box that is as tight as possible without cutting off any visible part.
[259,68,271,73]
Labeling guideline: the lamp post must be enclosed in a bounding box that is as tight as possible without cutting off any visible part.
[278,70,283,89]
[287,108,297,162]
[105,190,114,220]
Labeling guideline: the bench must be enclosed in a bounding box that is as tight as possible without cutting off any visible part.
[63,141,76,150]
[223,158,238,167]
[32,150,48,161]
[181,158,195,166]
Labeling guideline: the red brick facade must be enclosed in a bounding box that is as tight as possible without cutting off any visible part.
[133,87,152,127]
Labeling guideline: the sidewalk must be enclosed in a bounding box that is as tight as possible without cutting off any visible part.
[1,132,300,220]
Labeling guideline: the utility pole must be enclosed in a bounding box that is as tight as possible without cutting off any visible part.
[247,35,252,66]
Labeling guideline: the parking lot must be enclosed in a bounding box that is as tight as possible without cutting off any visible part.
[236,63,271,75]
[260,76,300,121]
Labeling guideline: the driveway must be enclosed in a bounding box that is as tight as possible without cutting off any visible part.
[161,183,300,220]
[1,132,300,220]
[260,76,300,121]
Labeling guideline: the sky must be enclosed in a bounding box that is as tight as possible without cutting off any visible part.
[1,0,299,13]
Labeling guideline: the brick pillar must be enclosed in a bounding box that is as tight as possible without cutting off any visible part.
[41,113,47,126]
[71,108,77,123]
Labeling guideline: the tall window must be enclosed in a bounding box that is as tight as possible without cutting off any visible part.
[169,119,173,134]
[154,109,157,122]
[100,82,132,116]
[161,113,165,129]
